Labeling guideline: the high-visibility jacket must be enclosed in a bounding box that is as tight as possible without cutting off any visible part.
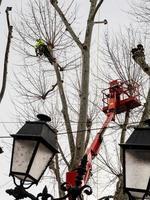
[35,39,45,48]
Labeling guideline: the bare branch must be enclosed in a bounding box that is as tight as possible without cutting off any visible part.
[49,155,65,197]
[58,143,70,167]
[0,7,13,103]
[50,0,83,49]
[42,82,59,99]
[53,61,75,161]
[92,0,104,20]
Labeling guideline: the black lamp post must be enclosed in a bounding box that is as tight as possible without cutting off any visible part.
[120,121,150,200]
[6,114,93,200]
[9,114,59,187]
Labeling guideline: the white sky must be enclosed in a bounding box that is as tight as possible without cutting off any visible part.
[0,0,134,199]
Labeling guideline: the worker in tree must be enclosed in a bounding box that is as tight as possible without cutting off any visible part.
[35,39,45,56]
[35,39,56,64]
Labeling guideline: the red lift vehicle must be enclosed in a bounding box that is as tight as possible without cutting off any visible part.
[66,79,141,199]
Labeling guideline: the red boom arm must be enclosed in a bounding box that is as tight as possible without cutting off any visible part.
[66,80,141,194]
[66,111,115,188]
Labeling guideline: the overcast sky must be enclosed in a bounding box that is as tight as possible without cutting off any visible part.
[0,0,134,199]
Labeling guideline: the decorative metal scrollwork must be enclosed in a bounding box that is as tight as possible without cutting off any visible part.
[6,181,92,200]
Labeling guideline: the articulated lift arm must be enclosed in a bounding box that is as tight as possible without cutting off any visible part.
[83,111,115,185]
[66,80,141,199]
[66,111,115,190]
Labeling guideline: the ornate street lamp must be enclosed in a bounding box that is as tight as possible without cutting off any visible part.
[9,114,59,187]
[120,121,150,200]
[6,114,93,200]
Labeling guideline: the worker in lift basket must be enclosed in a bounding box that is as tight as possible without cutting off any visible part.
[35,39,55,64]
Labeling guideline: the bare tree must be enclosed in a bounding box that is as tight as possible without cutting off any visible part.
[11,1,150,199]
[130,0,150,126]
[10,0,150,198]
[11,0,106,198]
[95,28,149,200]
[131,44,150,126]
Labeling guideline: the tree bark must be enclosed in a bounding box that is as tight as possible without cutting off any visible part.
[49,155,65,198]
[73,0,100,168]
[139,88,150,127]
[134,56,150,76]
[53,62,75,163]
[120,111,130,165]
[114,111,130,200]
[114,175,128,200]
[50,0,105,169]
[74,49,90,167]
[131,46,150,126]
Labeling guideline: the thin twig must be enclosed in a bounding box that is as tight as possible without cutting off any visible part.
[50,0,82,49]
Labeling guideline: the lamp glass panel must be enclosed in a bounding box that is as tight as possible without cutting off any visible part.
[29,143,53,181]
[12,139,36,178]
[130,191,148,199]
[125,149,150,191]
[14,174,33,182]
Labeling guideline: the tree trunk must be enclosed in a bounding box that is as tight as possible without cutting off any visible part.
[131,46,150,126]
[114,111,130,200]
[73,49,90,167]
[73,0,98,169]
[139,88,150,127]
[120,111,130,165]
[50,0,105,169]
[114,175,128,200]
[133,56,150,76]
[53,62,75,164]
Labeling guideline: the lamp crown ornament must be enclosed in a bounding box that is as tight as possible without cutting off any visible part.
[37,114,51,122]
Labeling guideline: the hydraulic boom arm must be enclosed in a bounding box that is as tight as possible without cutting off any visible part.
[83,111,115,184]
[66,111,115,189]
[66,79,141,197]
